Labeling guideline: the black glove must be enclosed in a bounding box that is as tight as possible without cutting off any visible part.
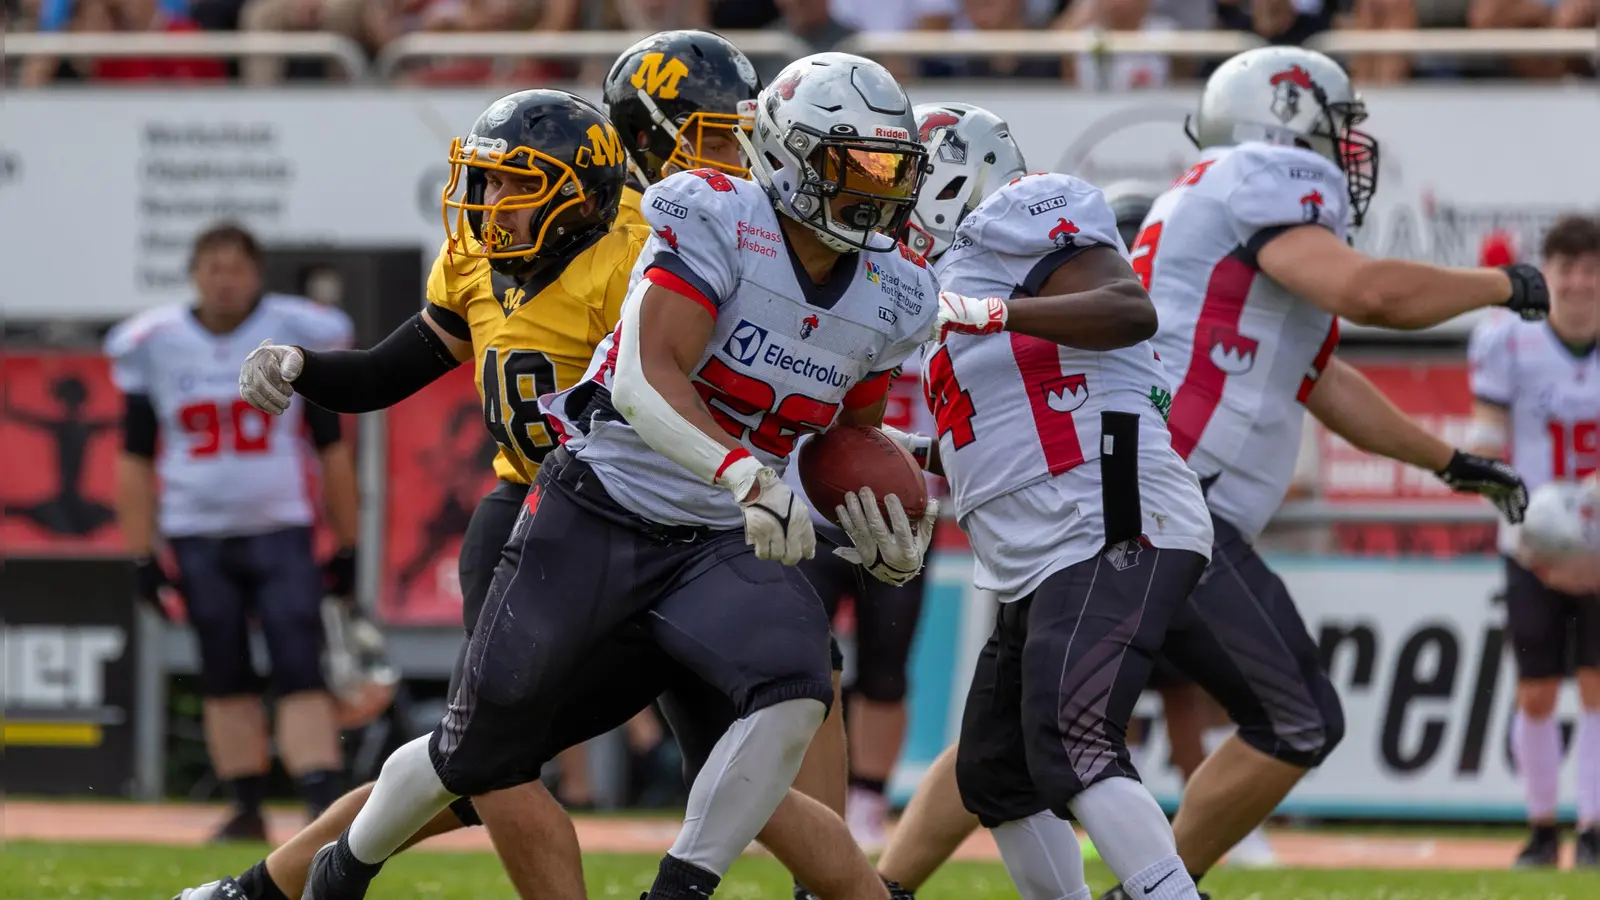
[133,555,175,620]
[323,546,357,599]
[1435,450,1529,524]
[1501,263,1549,322]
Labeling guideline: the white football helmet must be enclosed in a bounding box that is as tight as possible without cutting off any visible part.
[1100,179,1169,249]
[904,103,1027,261]
[1190,46,1379,226]
[738,52,927,253]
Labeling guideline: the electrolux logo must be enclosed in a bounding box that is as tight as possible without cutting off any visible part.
[721,318,851,389]
[723,319,768,365]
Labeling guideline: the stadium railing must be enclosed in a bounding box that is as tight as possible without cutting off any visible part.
[5,29,1596,84]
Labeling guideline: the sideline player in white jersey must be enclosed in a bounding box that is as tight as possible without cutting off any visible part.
[1097,46,1545,897]
[866,102,1213,900]
[106,222,360,841]
[1467,214,1600,868]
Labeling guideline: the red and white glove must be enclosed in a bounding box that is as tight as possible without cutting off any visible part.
[933,291,1008,342]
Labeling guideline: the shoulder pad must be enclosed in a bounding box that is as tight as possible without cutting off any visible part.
[1224,145,1348,234]
[958,172,1124,258]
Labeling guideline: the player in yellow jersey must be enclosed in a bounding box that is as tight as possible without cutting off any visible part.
[181,54,896,900]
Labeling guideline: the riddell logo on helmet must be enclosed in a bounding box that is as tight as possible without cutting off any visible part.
[874,126,911,140]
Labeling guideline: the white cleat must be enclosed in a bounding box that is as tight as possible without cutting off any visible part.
[1223,826,1281,868]
[172,876,248,900]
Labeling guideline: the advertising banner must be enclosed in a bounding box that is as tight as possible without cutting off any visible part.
[897,556,1583,821]
[2,558,141,795]
[2,87,1594,322]
[0,353,126,555]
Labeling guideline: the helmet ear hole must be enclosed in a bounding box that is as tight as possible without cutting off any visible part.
[937,176,966,201]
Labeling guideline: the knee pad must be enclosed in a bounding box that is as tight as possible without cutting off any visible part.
[269,640,328,696]
[1234,672,1346,769]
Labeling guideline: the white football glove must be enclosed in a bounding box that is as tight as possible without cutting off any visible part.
[721,457,816,566]
[834,487,939,586]
[239,340,305,415]
[933,290,1008,342]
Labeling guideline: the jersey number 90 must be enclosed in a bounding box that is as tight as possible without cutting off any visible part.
[482,348,559,469]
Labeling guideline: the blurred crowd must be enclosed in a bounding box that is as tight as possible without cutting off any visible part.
[5,0,1595,87]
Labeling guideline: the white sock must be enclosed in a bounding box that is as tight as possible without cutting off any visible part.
[991,812,1090,900]
[347,735,456,863]
[668,698,826,875]
[1512,710,1562,822]
[1579,710,1600,827]
[1122,855,1199,900]
[1066,777,1186,889]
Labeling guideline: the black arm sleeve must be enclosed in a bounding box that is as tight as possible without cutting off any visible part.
[303,402,343,449]
[123,393,159,458]
[292,312,463,414]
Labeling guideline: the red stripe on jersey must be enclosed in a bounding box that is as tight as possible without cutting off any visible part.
[1296,318,1340,404]
[843,370,893,409]
[1167,253,1257,460]
[1011,332,1085,476]
[645,267,717,319]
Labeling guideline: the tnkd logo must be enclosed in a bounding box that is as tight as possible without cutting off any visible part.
[724,320,768,366]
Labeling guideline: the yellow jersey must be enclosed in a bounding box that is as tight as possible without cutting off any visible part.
[425,214,649,484]
[617,183,646,231]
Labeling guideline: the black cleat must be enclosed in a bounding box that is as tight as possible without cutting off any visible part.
[883,877,915,900]
[209,810,267,844]
[172,875,247,900]
[1576,827,1600,867]
[1513,824,1561,868]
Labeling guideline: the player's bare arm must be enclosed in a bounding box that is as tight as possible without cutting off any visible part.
[238,306,469,416]
[613,280,817,565]
[1001,246,1159,350]
[1304,356,1453,471]
[1307,355,1529,522]
[1468,399,1511,460]
[1256,226,1549,329]
[620,284,747,465]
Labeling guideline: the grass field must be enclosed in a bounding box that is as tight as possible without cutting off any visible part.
[3,841,1598,900]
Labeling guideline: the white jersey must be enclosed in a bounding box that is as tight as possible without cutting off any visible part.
[1143,143,1349,540]
[544,169,939,530]
[928,172,1212,600]
[1467,312,1600,554]
[105,295,353,538]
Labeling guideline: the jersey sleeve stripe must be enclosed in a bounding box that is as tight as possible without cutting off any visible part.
[645,257,721,317]
[1242,224,1300,267]
[714,447,753,482]
[842,370,894,409]
[1019,244,1100,297]
[1167,248,1257,460]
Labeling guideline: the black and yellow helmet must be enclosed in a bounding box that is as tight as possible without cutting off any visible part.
[442,89,626,276]
[603,30,761,184]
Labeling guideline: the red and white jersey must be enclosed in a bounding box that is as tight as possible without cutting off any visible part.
[927,172,1212,599]
[1468,311,1600,554]
[1140,143,1349,540]
[104,295,353,538]
[543,168,939,530]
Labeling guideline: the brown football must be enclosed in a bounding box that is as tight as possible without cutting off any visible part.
[797,426,928,526]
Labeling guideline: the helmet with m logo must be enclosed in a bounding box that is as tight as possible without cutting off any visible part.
[442,89,626,276]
